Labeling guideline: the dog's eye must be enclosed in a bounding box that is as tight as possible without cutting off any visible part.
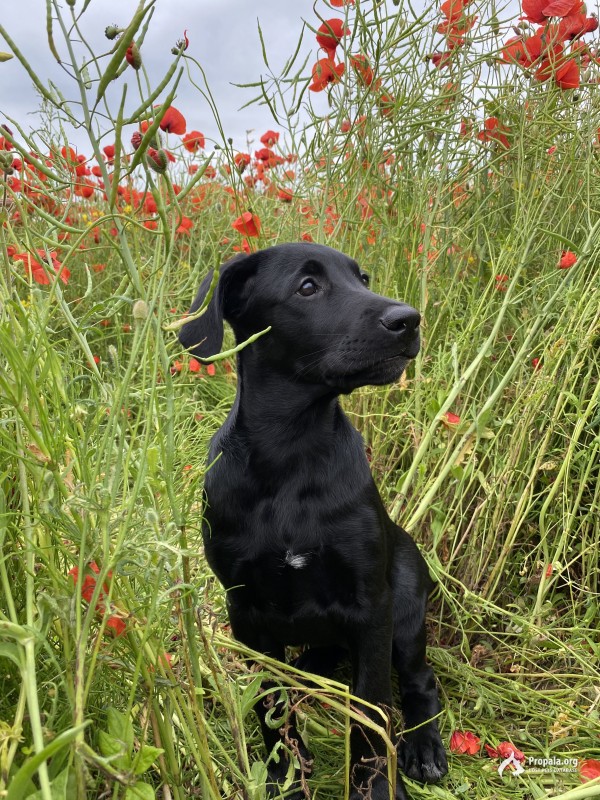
[297,278,318,297]
[360,272,370,286]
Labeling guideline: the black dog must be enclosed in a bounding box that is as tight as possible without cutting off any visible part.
[180,243,447,799]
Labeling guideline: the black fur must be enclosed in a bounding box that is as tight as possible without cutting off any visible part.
[180,243,447,799]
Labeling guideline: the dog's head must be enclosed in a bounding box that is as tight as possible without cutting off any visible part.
[179,242,420,393]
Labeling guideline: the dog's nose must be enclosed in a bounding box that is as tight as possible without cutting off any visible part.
[380,305,420,333]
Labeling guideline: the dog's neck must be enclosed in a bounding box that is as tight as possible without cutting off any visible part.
[231,354,346,450]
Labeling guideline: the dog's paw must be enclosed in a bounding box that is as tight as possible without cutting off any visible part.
[397,725,448,784]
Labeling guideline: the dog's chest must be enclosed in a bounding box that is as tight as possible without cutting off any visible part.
[203,466,383,622]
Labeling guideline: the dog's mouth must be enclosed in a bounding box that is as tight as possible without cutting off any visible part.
[335,346,418,390]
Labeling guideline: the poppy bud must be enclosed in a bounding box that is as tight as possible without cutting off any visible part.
[125,42,142,70]
[145,508,160,526]
[66,0,76,6]
[0,151,13,174]
[132,299,149,320]
[105,25,120,40]
[108,345,118,370]
[131,131,143,150]
[146,148,168,174]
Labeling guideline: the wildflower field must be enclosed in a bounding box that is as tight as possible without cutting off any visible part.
[1,0,599,798]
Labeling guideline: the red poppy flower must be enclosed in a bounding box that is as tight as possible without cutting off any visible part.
[442,411,461,426]
[232,211,261,238]
[558,249,577,268]
[234,152,251,173]
[580,759,600,782]
[260,130,280,147]
[477,117,510,149]
[74,180,95,199]
[176,215,193,234]
[349,54,375,86]
[438,12,478,46]
[330,0,355,5]
[495,273,509,290]
[309,58,345,92]
[501,36,528,63]
[430,51,453,69]
[450,730,481,755]
[485,742,525,761]
[554,58,580,88]
[105,615,127,636]
[378,93,395,116]
[13,250,70,286]
[69,563,126,636]
[182,131,205,152]
[156,105,187,135]
[441,0,469,23]
[69,562,108,605]
[557,12,599,39]
[233,238,252,254]
[277,187,293,202]
[143,194,157,214]
[522,0,583,24]
[316,18,350,56]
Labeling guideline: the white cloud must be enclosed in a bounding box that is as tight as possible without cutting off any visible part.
[0,0,326,154]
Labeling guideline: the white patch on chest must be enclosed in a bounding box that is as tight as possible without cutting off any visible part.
[284,550,309,569]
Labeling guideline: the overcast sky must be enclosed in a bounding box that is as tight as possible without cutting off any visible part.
[2,0,583,158]
[0,0,355,156]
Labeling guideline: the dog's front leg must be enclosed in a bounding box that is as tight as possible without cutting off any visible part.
[349,609,409,800]
[227,605,313,798]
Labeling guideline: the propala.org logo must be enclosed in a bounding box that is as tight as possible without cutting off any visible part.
[498,754,580,777]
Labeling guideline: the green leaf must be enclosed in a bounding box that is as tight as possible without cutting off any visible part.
[97,730,122,759]
[248,759,268,799]
[0,52,13,62]
[240,675,264,719]
[6,724,89,800]
[132,745,164,776]
[0,643,22,669]
[26,767,69,799]
[106,707,134,753]
[124,782,155,800]
[98,730,131,771]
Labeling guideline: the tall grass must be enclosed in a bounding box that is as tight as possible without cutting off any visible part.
[0,0,599,798]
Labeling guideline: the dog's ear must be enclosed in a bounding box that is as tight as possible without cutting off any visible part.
[179,253,259,360]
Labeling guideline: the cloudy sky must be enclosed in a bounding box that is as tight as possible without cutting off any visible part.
[1,0,567,158]
[0,0,355,156]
